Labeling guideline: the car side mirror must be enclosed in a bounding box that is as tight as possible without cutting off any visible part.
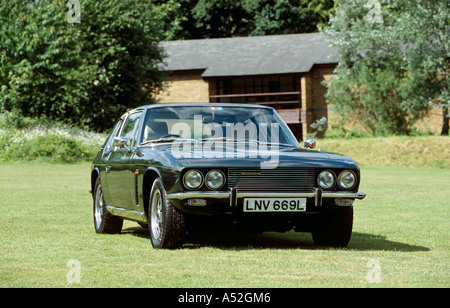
[113,136,131,151]
[304,139,316,149]
[113,136,129,147]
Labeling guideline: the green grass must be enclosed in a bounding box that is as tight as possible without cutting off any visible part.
[318,136,450,168]
[1,162,448,287]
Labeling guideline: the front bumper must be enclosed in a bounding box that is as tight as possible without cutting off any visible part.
[166,189,366,208]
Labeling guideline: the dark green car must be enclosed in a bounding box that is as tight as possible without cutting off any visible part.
[91,103,366,249]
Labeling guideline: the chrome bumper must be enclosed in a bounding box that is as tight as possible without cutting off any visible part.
[166,190,366,207]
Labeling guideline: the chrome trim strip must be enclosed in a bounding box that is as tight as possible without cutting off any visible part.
[166,191,366,201]
[237,192,366,199]
[106,205,147,223]
[322,191,366,199]
[166,191,230,200]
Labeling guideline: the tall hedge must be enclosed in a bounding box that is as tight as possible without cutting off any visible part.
[0,0,165,131]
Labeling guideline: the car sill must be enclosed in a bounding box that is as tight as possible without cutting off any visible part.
[106,205,147,223]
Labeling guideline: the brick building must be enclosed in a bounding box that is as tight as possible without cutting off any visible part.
[157,33,338,140]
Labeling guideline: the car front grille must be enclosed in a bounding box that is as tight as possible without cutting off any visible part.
[227,168,316,192]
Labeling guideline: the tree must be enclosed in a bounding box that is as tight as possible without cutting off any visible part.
[193,0,252,38]
[0,0,86,123]
[0,0,165,131]
[396,0,449,135]
[77,1,166,130]
[154,0,335,40]
[324,0,449,135]
[301,0,336,32]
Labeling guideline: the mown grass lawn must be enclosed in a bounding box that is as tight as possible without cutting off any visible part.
[0,162,449,288]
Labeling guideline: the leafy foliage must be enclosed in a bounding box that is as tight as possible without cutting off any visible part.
[324,0,450,135]
[308,116,328,138]
[154,0,335,39]
[0,0,165,131]
[0,112,104,163]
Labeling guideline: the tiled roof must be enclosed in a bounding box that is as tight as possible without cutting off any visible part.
[160,32,338,77]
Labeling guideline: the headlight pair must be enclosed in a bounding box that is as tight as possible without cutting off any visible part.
[317,170,356,190]
[183,169,225,190]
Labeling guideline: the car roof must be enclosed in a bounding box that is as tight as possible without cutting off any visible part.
[124,102,274,116]
[145,102,272,109]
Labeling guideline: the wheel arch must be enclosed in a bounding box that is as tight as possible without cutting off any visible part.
[91,167,100,199]
[142,168,161,218]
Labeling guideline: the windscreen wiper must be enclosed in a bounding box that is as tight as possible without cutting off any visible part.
[201,137,296,147]
[201,137,259,143]
[141,137,193,145]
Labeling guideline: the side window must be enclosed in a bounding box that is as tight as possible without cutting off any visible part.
[120,112,143,146]
[104,119,123,152]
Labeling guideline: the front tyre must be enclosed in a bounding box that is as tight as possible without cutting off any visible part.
[93,178,123,234]
[312,206,353,248]
[149,178,186,249]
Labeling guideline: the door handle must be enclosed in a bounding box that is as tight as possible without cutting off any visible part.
[106,166,111,173]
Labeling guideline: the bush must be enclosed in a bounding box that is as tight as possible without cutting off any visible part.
[0,113,105,163]
[324,126,372,139]
[5,135,86,163]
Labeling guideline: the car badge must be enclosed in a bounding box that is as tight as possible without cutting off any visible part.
[241,172,261,176]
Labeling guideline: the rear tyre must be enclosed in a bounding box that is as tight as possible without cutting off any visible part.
[93,178,123,234]
[148,178,186,249]
[311,206,353,248]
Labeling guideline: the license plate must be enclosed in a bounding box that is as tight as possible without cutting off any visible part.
[243,198,306,212]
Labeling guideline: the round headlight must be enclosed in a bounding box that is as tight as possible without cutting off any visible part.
[205,169,225,190]
[317,170,335,189]
[338,170,356,189]
[183,169,203,190]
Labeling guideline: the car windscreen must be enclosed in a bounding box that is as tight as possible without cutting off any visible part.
[140,106,298,146]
